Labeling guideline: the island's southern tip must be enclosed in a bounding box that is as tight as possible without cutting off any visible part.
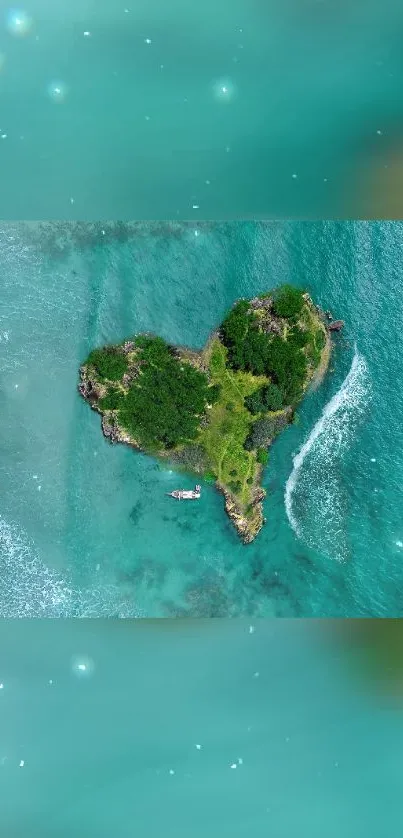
[78,284,340,544]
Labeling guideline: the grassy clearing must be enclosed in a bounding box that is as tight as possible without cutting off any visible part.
[298,302,328,380]
[80,290,332,544]
[198,338,268,507]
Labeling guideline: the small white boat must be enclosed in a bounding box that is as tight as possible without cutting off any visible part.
[167,484,201,500]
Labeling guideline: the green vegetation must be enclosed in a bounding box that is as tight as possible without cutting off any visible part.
[272,284,305,319]
[167,443,209,474]
[257,448,269,466]
[80,285,329,544]
[244,414,290,452]
[196,338,266,505]
[287,326,309,349]
[305,325,327,368]
[315,327,326,350]
[264,335,307,403]
[220,295,312,405]
[88,335,217,450]
[123,336,217,449]
[220,301,273,376]
[87,346,128,381]
[99,386,126,411]
[244,382,283,414]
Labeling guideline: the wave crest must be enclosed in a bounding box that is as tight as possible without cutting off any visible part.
[0,516,141,617]
[284,348,370,561]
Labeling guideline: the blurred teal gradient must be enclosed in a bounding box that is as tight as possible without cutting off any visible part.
[1,619,403,837]
[1,0,403,217]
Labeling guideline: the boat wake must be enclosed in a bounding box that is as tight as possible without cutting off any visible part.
[0,516,141,617]
[284,348,370,562]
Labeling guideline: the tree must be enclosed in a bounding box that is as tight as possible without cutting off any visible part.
[263,335,307,404]
[288,326,309,349]
[99,386,126,411]
[257,448,269,466]
[244,415,289,451]
[272,285,305,319]
[245,383,283,415]
[220,301,258,371]
[263,383,283,411]
[116,336,211,450]
[208,383,221,403]
[220,295,308,403]
[244,388,268,415]
[87,346,128,381]
[245,419,274,450]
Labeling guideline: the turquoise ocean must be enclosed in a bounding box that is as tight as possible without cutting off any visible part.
[0,220,402,617]
[1,619,403,837]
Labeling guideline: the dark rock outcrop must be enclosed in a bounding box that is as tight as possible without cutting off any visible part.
[101,415,120,444]
[219,481,266,544]
[78,373,101,403]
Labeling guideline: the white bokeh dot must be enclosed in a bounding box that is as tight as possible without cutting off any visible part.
[213,78,236,103]
[6,9,33,37]
[47,81,68,103]
[71,656,95,677]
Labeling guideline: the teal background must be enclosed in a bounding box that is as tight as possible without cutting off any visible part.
[1,1,403,217]
[0,220,402,617]
[1,619,403,837]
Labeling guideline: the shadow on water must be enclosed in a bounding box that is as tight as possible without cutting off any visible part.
[179,568,232,617]
[15,221,222,260]
[293,551,318,571]
[117,556,168,591]
[175,518,196,535]
[128,500,146,527]
[248,542,353,616]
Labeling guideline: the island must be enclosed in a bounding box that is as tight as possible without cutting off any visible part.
[78,285,339,543]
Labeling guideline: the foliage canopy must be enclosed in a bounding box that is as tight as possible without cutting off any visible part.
[119,336,213,449]
[244,382,283,415]
[220,294,309,404]
[272,284,305,319]
[82,287,326,520]
[87,346,128,381]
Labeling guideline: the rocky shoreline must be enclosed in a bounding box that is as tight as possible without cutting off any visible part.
[218,480,266,544]
[215,303,341,543]
[78,293,343,545]
[78,368,139,448]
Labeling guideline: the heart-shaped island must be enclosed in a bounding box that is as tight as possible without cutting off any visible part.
[79,285,338,543]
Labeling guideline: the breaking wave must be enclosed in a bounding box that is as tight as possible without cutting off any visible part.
[0,516,141,617]
[285,348,370,561]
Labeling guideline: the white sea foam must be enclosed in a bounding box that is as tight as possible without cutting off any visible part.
[285,348,370,561]
[0,516,72,616]
[0,515,141,617]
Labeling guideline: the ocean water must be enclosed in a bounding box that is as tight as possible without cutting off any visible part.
[0,219,403,617]
[1,618,403,837]
[2,0,403,218]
